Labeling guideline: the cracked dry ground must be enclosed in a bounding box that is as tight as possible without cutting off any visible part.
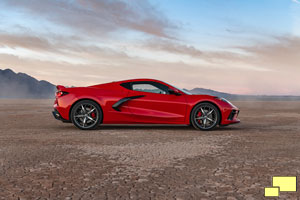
[0,100,300,200]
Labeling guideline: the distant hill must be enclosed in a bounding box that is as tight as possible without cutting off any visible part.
[187,88,300,101]
[0,68,56,98]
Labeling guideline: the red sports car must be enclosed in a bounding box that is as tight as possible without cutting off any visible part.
[52,79,240,130]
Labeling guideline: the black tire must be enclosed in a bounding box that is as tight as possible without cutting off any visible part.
[190,102,220,131]
[70,100,102,130]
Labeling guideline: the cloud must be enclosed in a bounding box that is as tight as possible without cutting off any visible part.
[142,38,271,71]
[0,31,133,65]
[144,39,203,57]
[2,0,176,38]
[292,0,300,4]
[0,33,53,51]
[237,35,300,71]
[0,30,249,71]
[2,35,300,95]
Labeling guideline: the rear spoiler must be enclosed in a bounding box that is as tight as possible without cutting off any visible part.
[56,85,66,91]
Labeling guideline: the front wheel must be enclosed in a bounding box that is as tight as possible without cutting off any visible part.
[190,103,220,131]
[70,100,102,130]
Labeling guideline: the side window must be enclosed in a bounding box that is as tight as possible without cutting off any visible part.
[132,83,167,94]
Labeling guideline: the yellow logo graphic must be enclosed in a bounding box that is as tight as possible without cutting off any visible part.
[264,176,297,197]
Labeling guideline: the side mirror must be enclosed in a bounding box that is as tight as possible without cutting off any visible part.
[168,88,181,96]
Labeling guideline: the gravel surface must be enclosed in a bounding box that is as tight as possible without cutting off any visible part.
[0,100,300,199]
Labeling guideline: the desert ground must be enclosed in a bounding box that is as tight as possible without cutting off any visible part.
[0,100,300,200]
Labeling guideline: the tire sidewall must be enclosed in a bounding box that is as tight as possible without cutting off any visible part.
[190,102,220,131]
[71,100,102,130]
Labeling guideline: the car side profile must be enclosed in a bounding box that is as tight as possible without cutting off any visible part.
[52,79,240,130]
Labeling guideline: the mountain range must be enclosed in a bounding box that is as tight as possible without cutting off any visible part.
[1,68,299,100]
[0,69,55,98]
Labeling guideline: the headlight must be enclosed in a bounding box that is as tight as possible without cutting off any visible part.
[215,97,235,107]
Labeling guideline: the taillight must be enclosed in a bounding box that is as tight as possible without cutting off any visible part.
[56,91,68,97]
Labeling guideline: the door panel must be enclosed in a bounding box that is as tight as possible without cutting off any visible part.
[127,90,187,124]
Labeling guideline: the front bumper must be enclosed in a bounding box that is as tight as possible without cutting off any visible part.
[221,109,240,125]
[228,110,239,121]
[52,109,70,123]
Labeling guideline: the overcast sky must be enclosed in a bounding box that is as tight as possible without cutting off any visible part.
[0,0,300,95]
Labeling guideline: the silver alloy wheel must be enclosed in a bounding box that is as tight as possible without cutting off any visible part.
[194,105,218,129]
[73,103,99,129]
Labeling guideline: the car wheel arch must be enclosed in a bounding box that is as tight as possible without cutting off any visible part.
[69,98,103,123]
[189,101,222,125]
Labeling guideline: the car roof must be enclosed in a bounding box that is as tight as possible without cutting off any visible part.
[88,78,164,88]
[117,78,162,84]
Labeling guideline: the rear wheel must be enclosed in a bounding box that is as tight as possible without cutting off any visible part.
[190,103,220,131]
[70,100,102,130]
